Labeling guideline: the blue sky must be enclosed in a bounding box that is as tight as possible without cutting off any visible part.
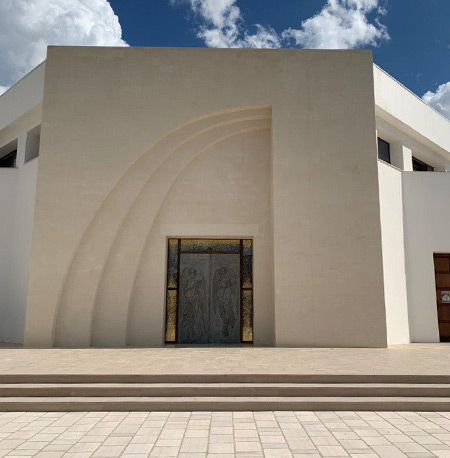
[0,0,449,118]
[108,0,449,98]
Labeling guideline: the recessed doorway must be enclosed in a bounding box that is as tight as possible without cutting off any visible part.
[165,239,253,344]
[433,253,450,342]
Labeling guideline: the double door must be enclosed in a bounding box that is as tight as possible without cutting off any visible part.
[178,252,240,344]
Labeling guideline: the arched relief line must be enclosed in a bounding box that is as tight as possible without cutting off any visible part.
[54,111,270,347]
[85,117,270,346]
[90,120,271,347]
[53,106,271,347]
[125,126,271,346]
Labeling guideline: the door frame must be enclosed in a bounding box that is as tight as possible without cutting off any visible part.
[164,238,254,344]
[433,253,450,342]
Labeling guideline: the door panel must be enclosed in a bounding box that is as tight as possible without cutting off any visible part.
[209,254,241,344]
[178,254,210,344]
[438,306,450,322]
[434,254,450,342]
[435,257,449,272]
[435,273,450,288]
[439,323,450,342]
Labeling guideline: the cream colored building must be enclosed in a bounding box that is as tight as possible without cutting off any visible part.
[0,47,449,348]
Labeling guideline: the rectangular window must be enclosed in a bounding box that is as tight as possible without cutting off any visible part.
[377,138,391,164]
[0,150,17,168]
[413,156,434,172]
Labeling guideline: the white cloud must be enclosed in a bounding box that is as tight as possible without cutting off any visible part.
[174,0,389,50]
[282,0,389,49]
[0,0,128,91]
[423,82,450,120]
[173,0,280,48]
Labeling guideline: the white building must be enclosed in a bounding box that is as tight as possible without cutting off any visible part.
[0,47,449,348]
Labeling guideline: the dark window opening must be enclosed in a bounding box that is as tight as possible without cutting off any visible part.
[0,150,17,168]
[377,138,391,164]
[413,156,434,172]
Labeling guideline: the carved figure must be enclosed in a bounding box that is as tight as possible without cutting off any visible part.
[180,267,207,340]
[213,266,237,337]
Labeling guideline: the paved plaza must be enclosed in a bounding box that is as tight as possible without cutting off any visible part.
[1,410,450,458]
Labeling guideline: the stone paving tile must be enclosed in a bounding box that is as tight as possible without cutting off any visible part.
[1,412,450,457]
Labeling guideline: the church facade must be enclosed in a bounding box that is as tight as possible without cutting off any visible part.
[0,47,449,348]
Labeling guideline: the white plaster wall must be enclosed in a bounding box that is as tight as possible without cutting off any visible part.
[0,64,45,133]
[0,170,18,341]
[0,159,38,343]
[378,161,410,344]
[402,172,450,342]
[0,56,44,343]
[374,66,450,159]
[376,117,450,172]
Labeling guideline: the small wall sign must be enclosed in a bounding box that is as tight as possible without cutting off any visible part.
[442,291,450,303]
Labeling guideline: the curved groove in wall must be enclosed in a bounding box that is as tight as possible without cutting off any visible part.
[125,126,271,346]
[91,121,270,347]
[53,106,271,347]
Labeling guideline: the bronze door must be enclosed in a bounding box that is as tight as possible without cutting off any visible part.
[178,252,240,344]
[165,239,253,344]
[434,254,450,342]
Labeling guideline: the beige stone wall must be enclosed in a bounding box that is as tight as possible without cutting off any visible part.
[24,47,386,348]
[124,130,274,346]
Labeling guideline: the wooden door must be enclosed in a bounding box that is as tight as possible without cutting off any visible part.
[433,254,450,342]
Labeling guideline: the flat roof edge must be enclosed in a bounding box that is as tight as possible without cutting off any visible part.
[373,63,450,125]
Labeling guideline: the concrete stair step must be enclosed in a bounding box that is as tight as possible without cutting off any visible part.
[1,383,450,398]
[0,396,449,411]
[1,374,450,384]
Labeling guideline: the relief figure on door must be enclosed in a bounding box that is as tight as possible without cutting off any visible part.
[180,267,207,341]
[213,267,238,338]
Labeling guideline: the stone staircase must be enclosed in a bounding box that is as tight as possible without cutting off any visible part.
[0,374,449,411]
